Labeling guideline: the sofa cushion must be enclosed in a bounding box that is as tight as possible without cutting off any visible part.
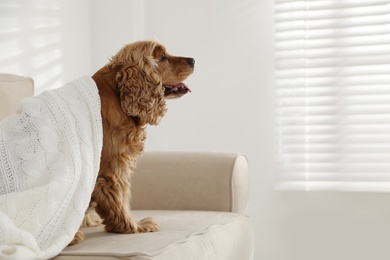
[0,74,34,120]
[55,210,253,260]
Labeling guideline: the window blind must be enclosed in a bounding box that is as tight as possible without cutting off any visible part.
[275,0,390,191]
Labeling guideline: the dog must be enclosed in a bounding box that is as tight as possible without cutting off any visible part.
[70,40,195,245]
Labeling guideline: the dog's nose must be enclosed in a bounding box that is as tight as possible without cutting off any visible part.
[187,58,195,67]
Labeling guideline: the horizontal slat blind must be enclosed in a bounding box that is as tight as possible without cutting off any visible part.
[275,0,390,191]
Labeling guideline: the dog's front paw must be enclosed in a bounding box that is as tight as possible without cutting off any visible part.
[68,229,85,246]
[137,217,160,233]
[104,216,159,234]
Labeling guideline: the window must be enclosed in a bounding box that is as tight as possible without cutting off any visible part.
[275,0,390,191]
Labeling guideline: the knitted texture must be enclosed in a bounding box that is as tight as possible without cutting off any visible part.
[0,77,103,259]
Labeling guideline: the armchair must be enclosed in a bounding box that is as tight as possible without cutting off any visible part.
[0,74,254,260]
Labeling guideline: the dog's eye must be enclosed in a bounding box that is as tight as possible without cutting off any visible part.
[160,53,166,62]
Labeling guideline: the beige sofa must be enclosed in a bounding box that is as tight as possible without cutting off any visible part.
[0,74,254,260]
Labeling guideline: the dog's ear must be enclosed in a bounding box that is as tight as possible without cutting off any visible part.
[116,59,167,125]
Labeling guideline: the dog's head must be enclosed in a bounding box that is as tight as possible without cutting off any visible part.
[109,41,194,125]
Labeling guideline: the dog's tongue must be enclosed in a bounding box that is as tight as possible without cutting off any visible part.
[170,83,192,92]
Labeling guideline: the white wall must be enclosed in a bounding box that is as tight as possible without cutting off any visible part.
[3,1,390,259]
[0,0,92,94]
[90,0,145,72]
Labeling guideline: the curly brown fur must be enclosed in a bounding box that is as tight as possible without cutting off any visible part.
[69,41,194,245]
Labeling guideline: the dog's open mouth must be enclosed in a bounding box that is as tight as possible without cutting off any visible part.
[163,83,191,97]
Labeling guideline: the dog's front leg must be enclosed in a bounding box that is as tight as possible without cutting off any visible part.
[92,168,159,234]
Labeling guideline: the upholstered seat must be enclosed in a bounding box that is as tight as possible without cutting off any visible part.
[57,210,253,260]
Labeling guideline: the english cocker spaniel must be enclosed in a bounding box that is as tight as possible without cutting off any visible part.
[70,40,195,245]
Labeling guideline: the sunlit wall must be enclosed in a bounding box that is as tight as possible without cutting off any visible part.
[0,0,91,94]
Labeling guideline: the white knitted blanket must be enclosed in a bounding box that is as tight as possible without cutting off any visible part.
[0,77,103,260]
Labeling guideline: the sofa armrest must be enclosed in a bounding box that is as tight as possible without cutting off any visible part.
[0,74,34,120]
[131,151,249,214]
